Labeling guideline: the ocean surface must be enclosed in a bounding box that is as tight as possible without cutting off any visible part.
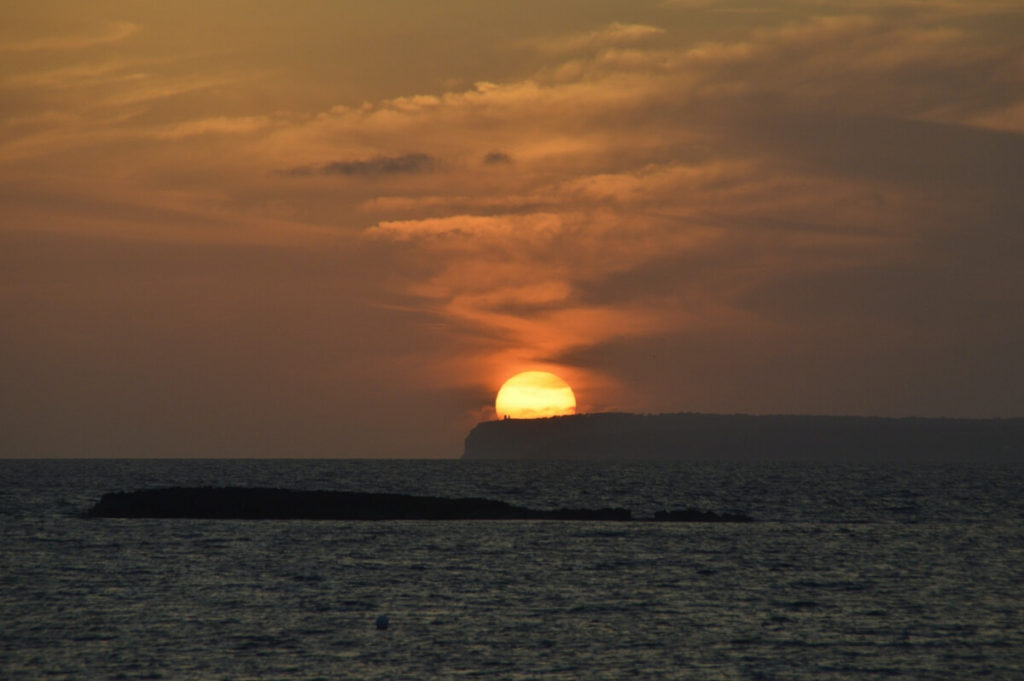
[2,458,1022,680]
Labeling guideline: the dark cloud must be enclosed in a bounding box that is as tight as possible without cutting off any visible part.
[278,165,315,177]
[749,114,1024,195]
[323,153,435,175]
[280,153,436,177]
[483,151,512,165]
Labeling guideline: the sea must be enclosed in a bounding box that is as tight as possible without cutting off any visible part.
[1,458,1022,680]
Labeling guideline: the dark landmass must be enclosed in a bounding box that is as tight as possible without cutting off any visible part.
[83,487,749,522]
[463,412,1024,462]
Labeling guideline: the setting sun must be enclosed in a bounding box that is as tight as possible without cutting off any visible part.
[495,371,576,420]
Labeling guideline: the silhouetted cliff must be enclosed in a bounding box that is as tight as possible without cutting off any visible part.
[462,412,1024,462]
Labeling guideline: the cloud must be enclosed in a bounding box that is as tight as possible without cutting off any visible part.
[968,100,1024,133]
[281,153,437,177]
[330,8,1023,410]
[483,151,512,164]
[531,22,666,54]
[155,116,272,140]
[0,21,139,52]
[367,212,567,241]
[2,60,140,89]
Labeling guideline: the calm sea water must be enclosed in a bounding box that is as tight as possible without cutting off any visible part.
[2,459,1023,680]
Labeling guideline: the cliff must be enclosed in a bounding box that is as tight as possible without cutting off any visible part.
[462,412,1024,462]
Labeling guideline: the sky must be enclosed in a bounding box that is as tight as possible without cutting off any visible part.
[2,1,1023,458]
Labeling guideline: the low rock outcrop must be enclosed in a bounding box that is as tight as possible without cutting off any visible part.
[84,487,632,520]
[83,487,750,522]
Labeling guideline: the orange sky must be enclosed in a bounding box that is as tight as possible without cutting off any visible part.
[3,1,1023,457]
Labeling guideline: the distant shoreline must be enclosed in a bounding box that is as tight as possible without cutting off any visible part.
[462,412,1024,463]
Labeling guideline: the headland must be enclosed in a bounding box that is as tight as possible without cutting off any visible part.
[462,412,1024,462]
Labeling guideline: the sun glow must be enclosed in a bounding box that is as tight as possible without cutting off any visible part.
[495,371,576,419]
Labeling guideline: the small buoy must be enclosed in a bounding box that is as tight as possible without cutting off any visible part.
[375,614,389,630]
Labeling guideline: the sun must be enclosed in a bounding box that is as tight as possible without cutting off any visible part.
[495,371,577,419]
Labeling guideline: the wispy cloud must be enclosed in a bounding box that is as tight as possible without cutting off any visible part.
[368,212,567,241]
[529,21,666,54]
[155,116,272,140]
[0,21,139,52]
[2,60,142,89]
[281,153,437,177]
